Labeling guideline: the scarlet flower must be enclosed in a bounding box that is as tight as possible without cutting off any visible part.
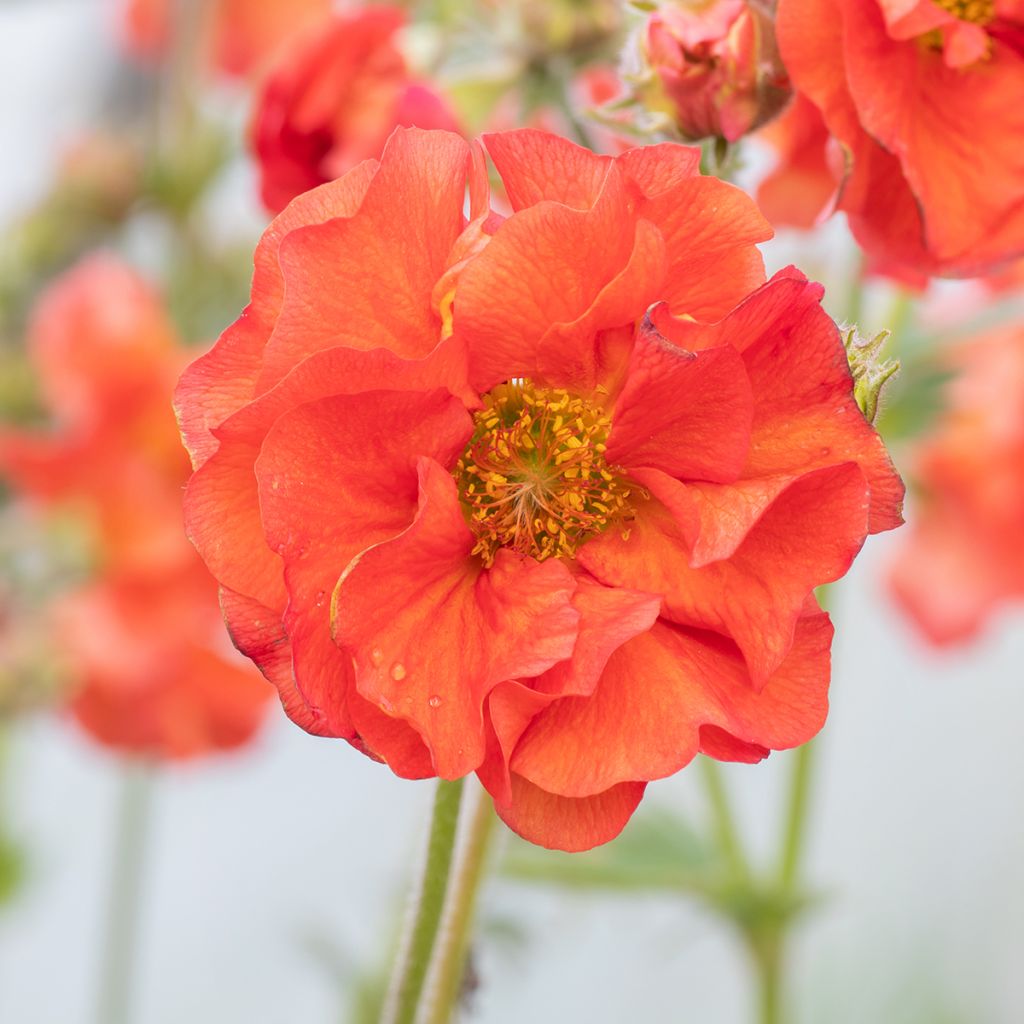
[0,256,271,758]
[889,324,1024,644]
[177,128,903,850]
[120,0,330,78]
[250,7,461,214]
[776,0,1024,276]
[637,0,791,142]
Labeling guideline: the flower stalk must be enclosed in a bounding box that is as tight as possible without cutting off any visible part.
[96,760,155,1024]
[422,783,499,1024]
[381,778,465,1024]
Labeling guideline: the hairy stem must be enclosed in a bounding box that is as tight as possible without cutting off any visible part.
[422,782,498,1024]
[380,779,465,1024]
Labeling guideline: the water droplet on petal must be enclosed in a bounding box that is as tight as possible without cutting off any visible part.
[390,663,407,682]
[428,695,443,709]
[379,697,394,713]
[370,648,384,666]
[314,590,326,607]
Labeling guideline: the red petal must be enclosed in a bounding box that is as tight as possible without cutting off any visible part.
[580,463,868,686]
[489,773,646,852]
[458,166,646,391]
[606,320,753,482]
[220,585,333,736]
[652,271,905,533]
[641,176,770,321]
[255,129,471,392]
[255,390,472,736]
[511,611,831,796]
[184,338,473,613]
[841,0,1024,269]
[175,159,378,466]
[332,458,580,779]
[484,129,613,211]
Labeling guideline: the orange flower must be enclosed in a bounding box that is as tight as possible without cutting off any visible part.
[637,0,791,142]
[120,0,330,77]
[889,324,1024,643]
[177,128,902,850]
[250,7,460,214]
[0,256,271,758]
[776,0,1024,276]
[756,92,841,230]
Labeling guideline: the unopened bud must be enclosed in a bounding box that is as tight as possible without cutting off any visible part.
[629,0,791,142]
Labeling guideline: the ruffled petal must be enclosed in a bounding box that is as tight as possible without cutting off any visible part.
[484,129,613,211]
[175,160,378,466]
[332,458,580,779]
[606,319,753,482]
[255,390,472,736]
[184,337,473,612]
[489,772,646,852]
[457,167,643,391]
[580,463,868,686]
[650,271,905,533]
[511,610,831,796]
[255,128,472,392]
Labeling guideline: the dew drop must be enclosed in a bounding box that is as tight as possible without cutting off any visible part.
[428,695,443,709]
[390,663,407,682]
[370,647,384,666]
[314,589,326,607]
[379,697,394,713]
[819,446,832,457]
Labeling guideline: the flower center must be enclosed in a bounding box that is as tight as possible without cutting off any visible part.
[933,0,994,23]
[454,381,632,565]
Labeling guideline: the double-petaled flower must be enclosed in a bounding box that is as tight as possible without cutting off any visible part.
[177,128,902,850]
[776,0,1024,276]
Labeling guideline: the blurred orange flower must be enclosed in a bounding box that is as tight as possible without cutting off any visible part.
[756,92,840,231]
[0,256,271,758]
[121,0,330,77]
[250,7,460,214]
[176,128,902,850]
[890,324,1024,644]
[776,0,1024,276]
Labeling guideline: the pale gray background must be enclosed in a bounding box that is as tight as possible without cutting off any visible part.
[1,4,1021,1022]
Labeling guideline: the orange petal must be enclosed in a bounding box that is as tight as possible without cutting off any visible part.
[332,458,580,779]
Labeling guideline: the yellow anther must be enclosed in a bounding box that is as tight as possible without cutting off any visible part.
[453,380,633,565]
[932,0,993,22]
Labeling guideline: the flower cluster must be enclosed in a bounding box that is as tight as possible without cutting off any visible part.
[177,128,902,849]
[0,257,271,758]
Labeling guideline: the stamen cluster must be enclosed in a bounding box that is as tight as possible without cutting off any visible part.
[455,382,632,565]
[933,0,994,24]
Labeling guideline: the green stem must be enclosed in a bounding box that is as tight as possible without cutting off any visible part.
[753,936,783,1024]
[421,783,498,1024]
[96,760,155,1024]
[380,778,465,1024]
[700,757,749,880]
[777,741,816,892]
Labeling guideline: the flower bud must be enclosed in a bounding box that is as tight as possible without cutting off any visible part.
[635,0,791,142]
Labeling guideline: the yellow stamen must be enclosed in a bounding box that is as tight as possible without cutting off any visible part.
[454,381,633,565]
[932,0,994,24]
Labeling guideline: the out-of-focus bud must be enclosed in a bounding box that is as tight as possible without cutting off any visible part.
[628,0,791,142]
